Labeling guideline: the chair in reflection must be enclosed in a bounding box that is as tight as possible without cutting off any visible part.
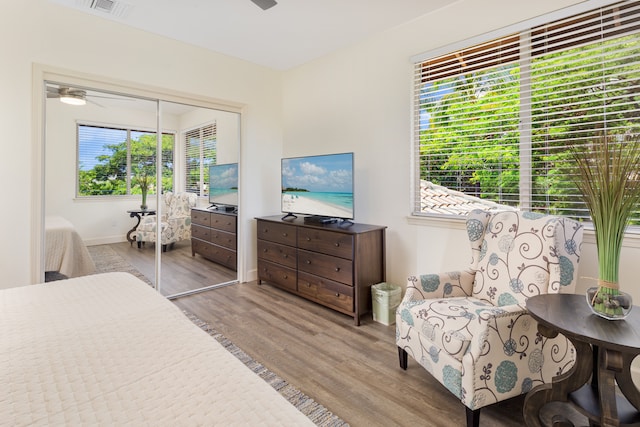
[136,192,197,252]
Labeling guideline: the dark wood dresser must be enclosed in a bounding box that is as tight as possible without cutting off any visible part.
[256,216,386,325]
[191,208,237,271]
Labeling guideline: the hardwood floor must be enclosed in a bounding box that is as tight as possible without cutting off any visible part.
[109,240,237,296]
[111,241,532,426]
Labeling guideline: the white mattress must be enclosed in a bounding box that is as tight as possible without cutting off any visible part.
[0,272,314,426]
[45,216,96,278]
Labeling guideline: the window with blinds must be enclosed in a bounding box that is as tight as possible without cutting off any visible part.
[184,123,217,197]
[77,124,175,197]
[413,0,640,224]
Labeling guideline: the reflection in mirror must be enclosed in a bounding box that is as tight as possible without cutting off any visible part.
[158,101,240,297]
[43,83,240,298]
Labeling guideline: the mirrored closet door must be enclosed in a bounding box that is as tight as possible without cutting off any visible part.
[43,82,240,297]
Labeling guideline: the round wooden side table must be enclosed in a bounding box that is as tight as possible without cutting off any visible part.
[126,209,156,245]
[524,293,640,427]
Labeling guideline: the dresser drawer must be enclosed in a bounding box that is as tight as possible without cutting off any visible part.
[298,272,353,313]
[191,209,211,227]
[258,260,297,292]
[191,224,211,241]
[298,249,353,286]
[208,245,237,271]
[257,239,296,269]
[210,229,237,250]
[257,221,297,246]
[297,228,354,260]
[192,239,236,270]
[210,212,237,233]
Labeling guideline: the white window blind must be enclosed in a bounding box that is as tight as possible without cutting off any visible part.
[184,123,217,197]
[78,125,128,196]
[413,0,640,224]
[77,124,175,197]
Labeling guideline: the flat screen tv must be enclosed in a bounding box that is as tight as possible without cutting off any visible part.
[208,163,238,208]
[281,152,354,221]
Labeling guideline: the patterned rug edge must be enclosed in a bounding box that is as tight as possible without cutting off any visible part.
[88,244,349,427]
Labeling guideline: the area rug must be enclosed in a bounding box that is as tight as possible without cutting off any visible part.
[88,244,153,286]
[88,244,348,427]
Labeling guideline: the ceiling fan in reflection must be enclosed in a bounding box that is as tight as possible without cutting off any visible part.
[46,86,131,107]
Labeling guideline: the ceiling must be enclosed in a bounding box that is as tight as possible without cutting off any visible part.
[48,0,458,70]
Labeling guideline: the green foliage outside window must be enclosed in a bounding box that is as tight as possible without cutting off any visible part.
[78,127,174,196]
[418,33,640,223]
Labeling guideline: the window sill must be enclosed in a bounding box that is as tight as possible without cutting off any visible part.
[407,214,640,249]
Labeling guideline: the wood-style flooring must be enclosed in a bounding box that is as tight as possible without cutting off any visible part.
[110,240,237,296]
[111,241,534,427]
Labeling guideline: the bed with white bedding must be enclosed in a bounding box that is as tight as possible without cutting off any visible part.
[0,272,315,426]
[45,216,96,278]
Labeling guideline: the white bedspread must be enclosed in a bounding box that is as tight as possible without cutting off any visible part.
[0,272,314,426]
[45,216,96,278]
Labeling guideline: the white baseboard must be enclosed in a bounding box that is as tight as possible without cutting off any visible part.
[245,268,258,283]
[85,236,127,246]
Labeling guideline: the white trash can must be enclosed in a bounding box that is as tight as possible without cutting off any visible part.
[371,282,402,325]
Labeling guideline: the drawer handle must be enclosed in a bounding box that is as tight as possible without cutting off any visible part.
[263,248,267,252]
[306,260,311,264]
[335,243,340,247]
[335,267,341,272]
[335,293,340,297]
[306,283,311,287]
[282,232,288,237]
[283,275,288,279]
[306,237,311,241]
[283,254,288,258]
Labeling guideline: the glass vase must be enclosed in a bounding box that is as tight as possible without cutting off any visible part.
[586,286,632,320]
[140,191,148,210]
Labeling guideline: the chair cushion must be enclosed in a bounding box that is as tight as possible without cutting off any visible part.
[402,296,506,362]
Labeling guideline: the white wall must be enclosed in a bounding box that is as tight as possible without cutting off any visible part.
[0,0,282,287]
[45,96,177,244]
[3,0,639,306]
[281,0,640,306]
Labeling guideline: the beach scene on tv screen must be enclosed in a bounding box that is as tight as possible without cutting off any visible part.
[281,153,354,218]
[209,163,238,206]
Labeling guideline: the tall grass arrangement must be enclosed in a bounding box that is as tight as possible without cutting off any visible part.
[134,168,151,209]
[570,134,640,318]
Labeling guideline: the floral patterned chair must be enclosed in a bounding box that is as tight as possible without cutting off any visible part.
[135,192,197,252]
[396,209,583,427]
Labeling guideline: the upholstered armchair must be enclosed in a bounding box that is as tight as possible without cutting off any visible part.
[396,209,583,427]
[136,192,197,252]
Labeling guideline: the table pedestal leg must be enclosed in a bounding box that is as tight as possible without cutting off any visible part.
[523,327,593,427]
[127,212,143,245]
[598,347,622,427]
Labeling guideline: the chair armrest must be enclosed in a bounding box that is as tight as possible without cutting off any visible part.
[404,269,475,302]
[460,304,574,409]
[466,303,530,358]
[137,214,168,232]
